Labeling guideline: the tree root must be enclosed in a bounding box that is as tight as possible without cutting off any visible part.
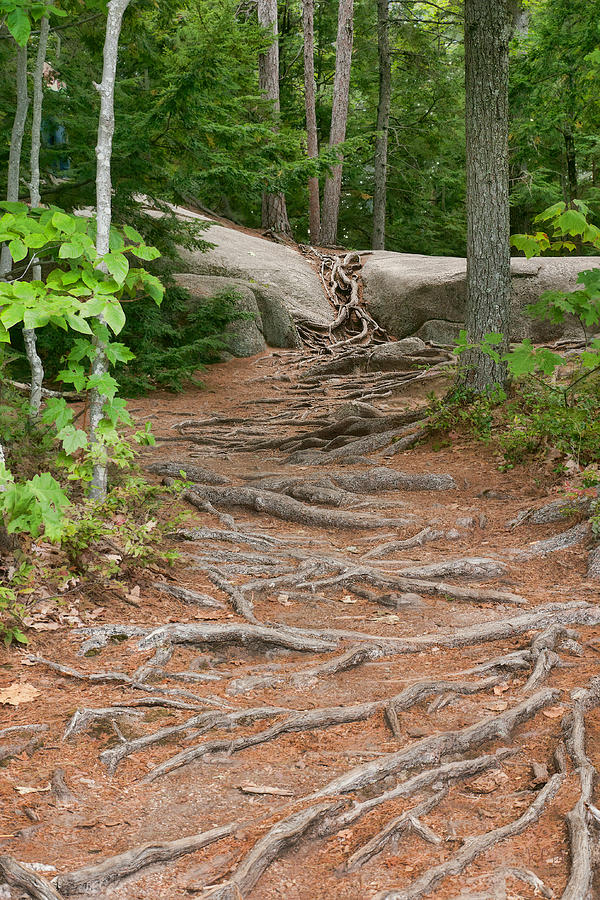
[313,689,559,797]
[507,522,590,559]
[54,824,236,895]
[343,790,446,872]
[0,856,63,900]
[137,622,336,653]
[372,774,564,900]
[152,581,227,609]
[561,676,600,900]
[178,482,413,530]
[204,801,344,900]
[100,706,289,774]
[143,675,504,784]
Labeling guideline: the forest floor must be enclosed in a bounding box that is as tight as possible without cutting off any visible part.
[1,348,599,900]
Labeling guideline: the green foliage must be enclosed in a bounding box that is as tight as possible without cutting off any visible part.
[426,386,506,445]
[0,466,69,540]
[115,285,250,395]
[60,477,181,578]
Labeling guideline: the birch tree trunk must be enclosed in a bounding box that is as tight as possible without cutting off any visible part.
[461,0,512,392]
[25,13,51,418]
[89,0,131,500]
[302,0,320,243]
[372,0,391,250]
[320,0,354,247]
[0,44,29,278]
[0,43,29,471]
[258,0,292,236]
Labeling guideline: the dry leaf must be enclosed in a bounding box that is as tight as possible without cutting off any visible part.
[30,622,60,632]
[15,784,51,795]
[493,684,509,696]
[339,595,357,604]
[543,705,566,719]
[0,682,41,706]
[238,782,294,796]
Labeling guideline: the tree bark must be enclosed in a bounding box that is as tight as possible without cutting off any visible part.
[320,0,354,247]
[302,0,320,243]
[0,44,29,278]
[461,0,512,392]
[258,0,292,236]
[26,12,52,418]
[89,0,131,500]
[372,0,391,250]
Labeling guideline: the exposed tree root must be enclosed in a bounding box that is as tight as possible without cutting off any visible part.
[313,689,559,797]
[561,676,600,900]
[137,622,336,653]
[0,856,63,900]
[153,581,227,609]
[178,482,413,530]
[372,774,564,900]
[343,790,446,872]
[142,677,524,786]
[204,801,344,900]
[147,461,229,484]
[54,824,235,895]
[507,522,590,560]
[100,706,289,774]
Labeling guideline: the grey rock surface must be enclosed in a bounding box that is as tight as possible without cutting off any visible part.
[362,251,600,344]
[178,220,333,327]
[174,273,300,356]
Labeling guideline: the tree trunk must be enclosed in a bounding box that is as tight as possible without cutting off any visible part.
[461,0,512,393]
[372,0,391,250]
[320,0,354,247]
[89,0,131,500]
[0,44,29,278]
[26,12,51,419]
[302,0,320,243]
[258,0,292,236]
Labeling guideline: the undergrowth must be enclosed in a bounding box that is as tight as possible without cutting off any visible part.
[11,283,249,396]
[425,379,600,474]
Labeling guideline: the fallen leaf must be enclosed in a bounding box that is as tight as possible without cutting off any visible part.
[15,784,51,795]
[493,684,510,696]
[339,595,357,604]
[30,622,60,632]
[0,683,41,706]
[237,782,294,796]
[543,705,566,719]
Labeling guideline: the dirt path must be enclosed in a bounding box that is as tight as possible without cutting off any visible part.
[1,350,599,900]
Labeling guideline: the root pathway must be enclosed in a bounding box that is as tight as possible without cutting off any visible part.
[1,349,599,900]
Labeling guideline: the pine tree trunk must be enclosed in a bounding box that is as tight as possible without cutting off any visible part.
[258,0,292,236]
[320,0,354,247]
[302,0,320,243]
[461,0,512,393]
[89,0,131,500]
[0,44,29,278]
[372,0,391,250]
[26,12,51,419]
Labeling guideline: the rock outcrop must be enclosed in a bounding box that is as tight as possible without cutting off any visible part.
[362,252,600,344]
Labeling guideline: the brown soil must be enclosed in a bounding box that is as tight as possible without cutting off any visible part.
[1,349,598,900]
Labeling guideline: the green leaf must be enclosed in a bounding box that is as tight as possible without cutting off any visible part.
[87,372,119,400]
[56,426,88,456]
[123,225,143,242]
[8,238,27,263]
[140,272,164,303]
[104,252,129,284]
[52,211,77,234]
[556,209,588,237]
[101,300,126,335]
[6,9,30,45]
[510,234,542,259]
[59,242,82,259]
[130,244,160,261]
[105,342,135,364]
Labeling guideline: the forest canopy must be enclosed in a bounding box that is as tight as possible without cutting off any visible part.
[2,0,597,257]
